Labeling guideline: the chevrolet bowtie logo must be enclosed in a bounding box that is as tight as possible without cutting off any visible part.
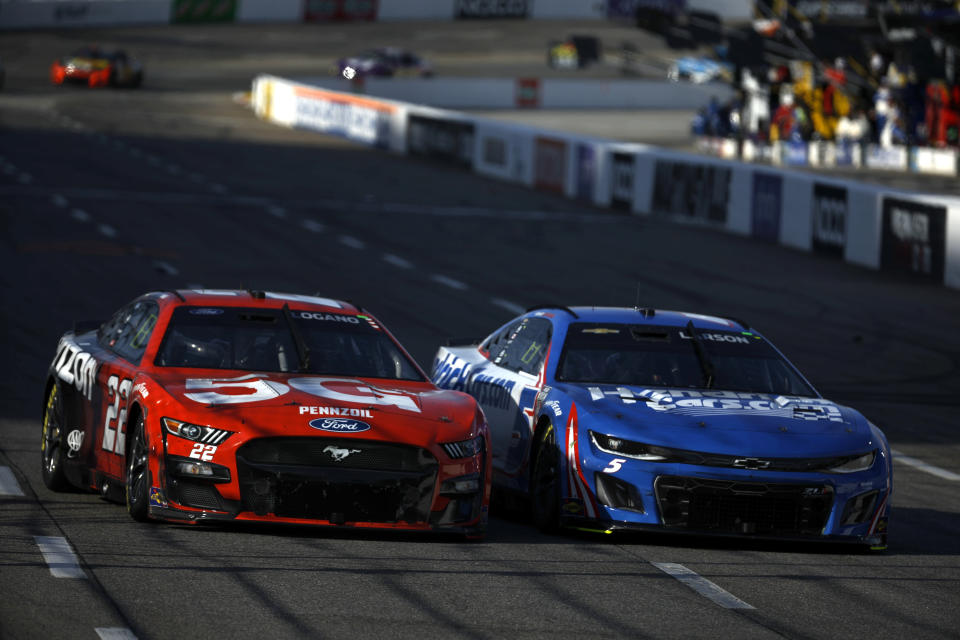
[732,457,771,470]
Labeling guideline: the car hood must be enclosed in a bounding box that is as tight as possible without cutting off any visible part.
[147,371,478,446]
[561,384,876,458]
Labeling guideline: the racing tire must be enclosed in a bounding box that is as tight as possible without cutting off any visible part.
[125,412,152,522]
[130,72,143,89]
[41,383,70,491]
[531,423,562,533]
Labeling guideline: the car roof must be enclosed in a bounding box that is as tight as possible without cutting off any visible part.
[152,289,360,313]
[531,306,749,332]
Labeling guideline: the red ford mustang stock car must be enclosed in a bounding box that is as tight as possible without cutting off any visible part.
[41,290,491,538]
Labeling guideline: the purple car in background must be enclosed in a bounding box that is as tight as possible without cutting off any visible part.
[337,47,433,79]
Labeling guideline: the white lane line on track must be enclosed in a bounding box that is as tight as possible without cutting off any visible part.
[891,450,960,481]
[51,194,68,208]
[491,298,525,314]
[34,536,86,579]
[382,253,413,269]
[651,562,755,610]
[95,628,138,640]
[71,209,91,222]
[17,173,32,184]
[431,274,468,291]
[0,187,624,221]
[0,466,24,496]
[166,164,181,174]
[267,205,287,218]
[98,224,117,238]
[302,219,324,233]
[339,235,366,250]
[210,183,228,194]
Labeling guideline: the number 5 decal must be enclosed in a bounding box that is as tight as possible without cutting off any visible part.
[603,458,626,474]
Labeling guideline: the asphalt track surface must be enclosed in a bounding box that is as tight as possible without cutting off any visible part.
[1,21,959,640]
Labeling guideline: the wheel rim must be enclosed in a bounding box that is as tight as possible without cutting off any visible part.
[42,387,62,476]
[127,417,148,508]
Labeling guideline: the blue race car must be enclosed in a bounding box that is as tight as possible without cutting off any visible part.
[431,306,891,549]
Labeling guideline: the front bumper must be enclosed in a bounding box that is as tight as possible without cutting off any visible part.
[152,436,488,535]
[566,456,890,548]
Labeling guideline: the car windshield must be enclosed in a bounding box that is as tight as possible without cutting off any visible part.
[556,323,814,396]
[155,306,423,381]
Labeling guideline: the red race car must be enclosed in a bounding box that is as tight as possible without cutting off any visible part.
[50,46,143,88]
[41,290,490,538]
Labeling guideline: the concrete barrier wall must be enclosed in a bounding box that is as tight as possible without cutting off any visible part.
[296,76,734,110]
[237,0,301,22]
[0,0,751,29]
[0,0,170,29]
[376,0,454,20]
[252,73,960,292]
[530,0,605,19]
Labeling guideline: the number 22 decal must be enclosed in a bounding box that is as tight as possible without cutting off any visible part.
[102,375,133,454]
[189,444,217,461]
[603,458,626,474]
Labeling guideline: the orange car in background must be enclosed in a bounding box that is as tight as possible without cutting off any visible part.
[50,46,143,88]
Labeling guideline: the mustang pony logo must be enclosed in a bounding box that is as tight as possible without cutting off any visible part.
[323,445,361,462]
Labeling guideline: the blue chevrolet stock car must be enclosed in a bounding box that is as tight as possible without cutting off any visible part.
[431,306,891,550]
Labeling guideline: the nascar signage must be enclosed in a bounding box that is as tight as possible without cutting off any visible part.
[811,183,846,258]
[880,197,947,281]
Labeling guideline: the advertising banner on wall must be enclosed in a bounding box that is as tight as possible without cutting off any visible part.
[880,197,947,281]
[293,87,394,148]
[534,137,566,194]
[172,0,236,23]
[651,160,730,223]
[811,183,846,258]
[576,144,596,202]
[751,172,782,242]
[515,78,540,108]
[457,0,529,18]
[610,152,635,211]
[304,0,377,21]
[407,114,475,168]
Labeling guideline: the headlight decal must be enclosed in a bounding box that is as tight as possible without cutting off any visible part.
[441,435,483,459]
[162,418,232,445]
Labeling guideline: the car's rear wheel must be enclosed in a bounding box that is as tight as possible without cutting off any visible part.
[531,423,561,533]
[41,383,69,491]
[125,412,152,522]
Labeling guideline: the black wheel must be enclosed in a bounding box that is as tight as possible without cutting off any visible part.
[531,423,562,533]
[125,412,152,522]
[41,383,70,491]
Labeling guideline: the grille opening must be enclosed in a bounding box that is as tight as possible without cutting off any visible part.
[595,473,645,513]
[236,437,438,523]
[655,475,832,536]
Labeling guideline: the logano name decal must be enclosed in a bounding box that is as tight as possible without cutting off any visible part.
[53,338,99,401]
[297,312,360,323]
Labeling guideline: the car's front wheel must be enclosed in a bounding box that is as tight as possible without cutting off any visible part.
[125,412,152,522]
[41,383,69,491]
[531,423,561,533]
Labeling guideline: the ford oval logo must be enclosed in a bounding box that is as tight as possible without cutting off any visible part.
[309,418,371,433]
